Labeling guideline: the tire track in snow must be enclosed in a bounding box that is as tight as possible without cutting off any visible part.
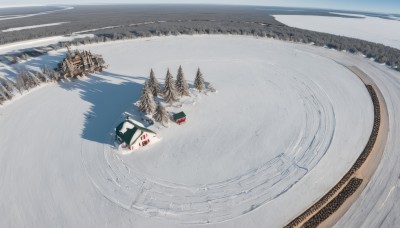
[81,75,336,224]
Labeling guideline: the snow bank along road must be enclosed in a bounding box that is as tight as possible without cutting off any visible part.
[0,35,398,227]
[294,45,400,228]
[285,66,389,227]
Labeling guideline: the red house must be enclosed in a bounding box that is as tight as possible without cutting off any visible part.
[173,111,186,125]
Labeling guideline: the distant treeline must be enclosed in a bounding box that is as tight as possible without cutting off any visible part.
[2,20,399,71]
[0,5,399,70]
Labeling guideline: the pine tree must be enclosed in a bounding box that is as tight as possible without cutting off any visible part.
[15,71,26,94]
[36,71,47,83]
[141,81,149,95]
[138,81,156,114]
[44,66,60,81]
[53,71,61,81]
[27,71,41,88]
[175,65,190,97]
[148,69,160,97]
[0,77,15,93]
[163,69,178,103]
[153,103,169,126]
[33,72,41,85]
[0,82,13,100]
[42,65,50,76]
[194,68,205,92]
[0,90,6,104]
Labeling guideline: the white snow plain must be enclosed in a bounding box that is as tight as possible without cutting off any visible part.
[0,35,398,227]
[274,13,400,50]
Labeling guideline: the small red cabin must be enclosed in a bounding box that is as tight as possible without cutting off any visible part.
[173,111,186,125]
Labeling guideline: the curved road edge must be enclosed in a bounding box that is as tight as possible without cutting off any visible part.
[285,65,389,227]
[320,66,390,227]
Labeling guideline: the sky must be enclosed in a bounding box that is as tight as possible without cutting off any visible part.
[1,0,399,14]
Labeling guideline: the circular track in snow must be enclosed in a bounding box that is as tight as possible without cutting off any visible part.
[82,67,336,224]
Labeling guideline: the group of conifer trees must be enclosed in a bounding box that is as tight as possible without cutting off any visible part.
[138,66,215,126]
[0,66,61,105]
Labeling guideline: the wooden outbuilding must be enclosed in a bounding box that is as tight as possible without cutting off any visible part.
[173,111,186,125]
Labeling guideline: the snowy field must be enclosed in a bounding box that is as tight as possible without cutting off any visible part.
[0,35,399,227]
[274,13,400,50]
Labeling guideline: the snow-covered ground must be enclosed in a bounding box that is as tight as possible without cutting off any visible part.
[0,35,384,227]
[1,22,70,32]
[274,13,400,50]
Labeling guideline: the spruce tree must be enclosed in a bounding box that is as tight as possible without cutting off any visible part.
[52,69,61,81]
[0,88,7,103]
[163,69,178,103]
[15,72,25,94]
[141,81,149,95]
[42,65,52,82]
[138,81,156,114]
[27,71,41,88]
[35,71,47,83]
[148,69,161,97]
[194,68,205,92]
[0,77,15,93]
[153,103,169,126]
[0,82,13,100]
[175,65,190,97]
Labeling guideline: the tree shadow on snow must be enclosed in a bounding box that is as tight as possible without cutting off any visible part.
[0,52,65,80]
[58,71,145,145]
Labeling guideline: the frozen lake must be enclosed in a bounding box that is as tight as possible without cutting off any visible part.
[274,13,400,50]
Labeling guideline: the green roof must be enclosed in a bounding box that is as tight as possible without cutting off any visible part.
[173,111,186,120]
[116,119,156,146]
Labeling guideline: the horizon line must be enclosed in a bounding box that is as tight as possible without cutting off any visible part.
[0,3,399,15]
